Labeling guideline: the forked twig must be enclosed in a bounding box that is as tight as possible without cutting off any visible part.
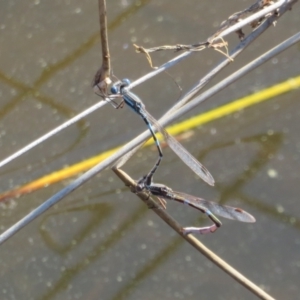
[210,0,279,41]
[112,167,275,300]
[129,0,293,90]
[115,3,299,170]
[134,0,286,64]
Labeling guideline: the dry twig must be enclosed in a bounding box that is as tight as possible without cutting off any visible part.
[112,167,275,300]
[210,0,278,41]
[134,0,285,64]
[0,0,297,247]
[93,0,112,94]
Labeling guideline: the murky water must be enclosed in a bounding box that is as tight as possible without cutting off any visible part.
[0,0,300,299]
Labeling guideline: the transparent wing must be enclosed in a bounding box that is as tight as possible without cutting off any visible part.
[145,112,215,186]
[168,190,256,223]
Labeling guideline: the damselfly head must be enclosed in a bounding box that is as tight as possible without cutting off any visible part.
[118,78,131,92]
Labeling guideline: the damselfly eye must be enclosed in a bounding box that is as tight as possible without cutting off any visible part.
[121,78,131,87]
[110,85,119,94]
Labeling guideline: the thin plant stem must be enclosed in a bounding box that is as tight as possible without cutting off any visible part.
[0,30,299,244]
[112,167,275,300]
[0,1,295,170]
[115,1,298,167]
[93,0,112,91]
[163,31,300,125]
[134,0,286,54]
[0,100,107,169]
[129,0,291,90]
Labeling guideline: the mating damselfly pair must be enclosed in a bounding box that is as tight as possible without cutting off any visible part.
[96,78,255,234]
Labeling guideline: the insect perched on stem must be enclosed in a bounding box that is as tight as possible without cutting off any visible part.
[110,79,214,186]
[137,174,255,235]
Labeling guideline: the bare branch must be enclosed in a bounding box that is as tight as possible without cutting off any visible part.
[113,167,275,300]
[93,0,112,94]
[134,0,286,63]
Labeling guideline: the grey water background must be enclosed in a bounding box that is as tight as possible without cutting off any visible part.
[0,0,300,299]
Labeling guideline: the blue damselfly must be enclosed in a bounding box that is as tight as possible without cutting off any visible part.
[110,79,214,186]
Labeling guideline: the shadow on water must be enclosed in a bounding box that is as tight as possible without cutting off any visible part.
[37,204,148,300]
[215,133,299,227]
[40,203,114,255]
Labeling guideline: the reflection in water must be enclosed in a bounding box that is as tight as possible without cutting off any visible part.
[112,237,183,300]
[0,0,151,114]
[198,132,300,226]
[201,132,283,204]
[33,129,299,300]
[0,0,151,173]
[111,131,292,299]
[207,132,299,227]
[37,204,148,300]
[40,203,114,255]
[1,0,299,299]
[0,70,90,169]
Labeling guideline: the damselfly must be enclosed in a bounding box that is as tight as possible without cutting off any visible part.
[110,79,214,186]
[137,175,255,235]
